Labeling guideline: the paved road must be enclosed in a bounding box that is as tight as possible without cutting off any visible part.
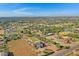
[49,44,79,56]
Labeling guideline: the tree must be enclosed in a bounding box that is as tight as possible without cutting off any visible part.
[11,34,21,40]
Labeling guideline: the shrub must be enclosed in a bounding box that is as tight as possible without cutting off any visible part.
[41,49,54,56]
[63,46,70,49]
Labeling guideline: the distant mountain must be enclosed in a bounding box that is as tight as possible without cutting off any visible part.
[0,16,79,22]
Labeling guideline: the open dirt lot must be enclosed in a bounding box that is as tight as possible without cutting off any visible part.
[7,39,38,56]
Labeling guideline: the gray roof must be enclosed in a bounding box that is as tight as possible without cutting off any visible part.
[0,40,4,45]
[0,52,8,56]
[34,41,46,49]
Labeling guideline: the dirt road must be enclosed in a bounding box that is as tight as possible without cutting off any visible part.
[49,43,79,56]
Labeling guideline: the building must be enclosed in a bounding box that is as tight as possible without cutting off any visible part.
[46,33,54,36]
[0,39,4,45]
[0,52,9,56]
[34,41,46,49]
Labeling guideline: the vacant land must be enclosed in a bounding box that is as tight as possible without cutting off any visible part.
[7,39,38,56]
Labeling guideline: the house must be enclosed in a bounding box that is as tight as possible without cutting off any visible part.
[46,33,54,36]
[0,52,9,56]
[41,33,54,37]
[0,51,14,56]
[34,41,46,49]
[46,34,57,40]
[0,39,4,45]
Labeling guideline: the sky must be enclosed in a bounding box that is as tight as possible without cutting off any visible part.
[0,3,79,17]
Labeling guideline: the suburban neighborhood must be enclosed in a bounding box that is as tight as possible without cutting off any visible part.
[1,3,79,56]
[0,17,79,56]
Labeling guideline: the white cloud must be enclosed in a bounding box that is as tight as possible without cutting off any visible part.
[13,8,28,12]
[0,7,49,17]
[1,7,74,17]
[0,10,34,17]
[13,7,41,12]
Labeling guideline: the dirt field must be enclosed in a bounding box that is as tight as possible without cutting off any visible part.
[0,26,4,35]
[7,39,38,56]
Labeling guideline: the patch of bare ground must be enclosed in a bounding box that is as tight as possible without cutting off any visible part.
[7,39,38,56]
[45,44,60,52]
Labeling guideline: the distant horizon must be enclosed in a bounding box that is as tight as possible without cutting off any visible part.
[0,16,79,18]
[0,3,79,17]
